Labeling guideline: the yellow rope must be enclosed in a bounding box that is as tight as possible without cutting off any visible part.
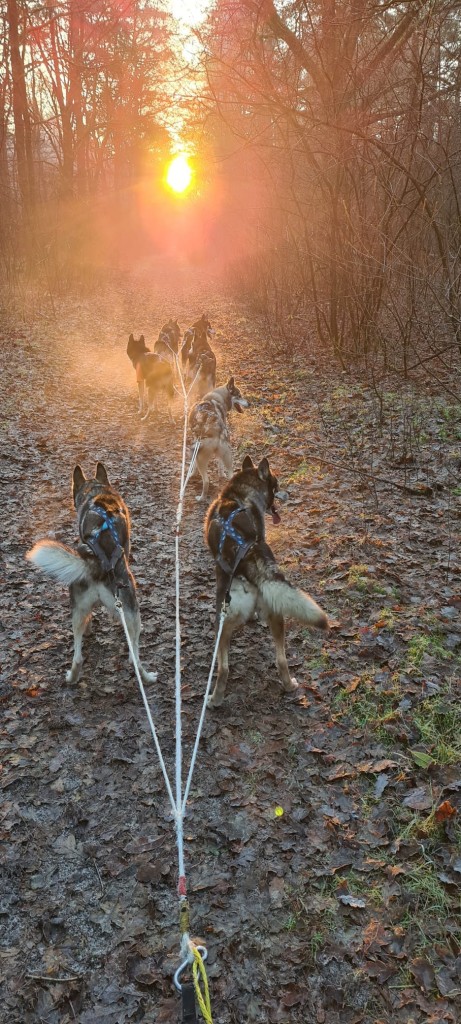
[191,945,213,1024]
[179,899,190,936]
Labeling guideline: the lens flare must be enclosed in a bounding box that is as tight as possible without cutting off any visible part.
[166,154,193,193]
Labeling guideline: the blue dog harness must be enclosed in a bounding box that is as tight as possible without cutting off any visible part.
[215,506,255,579]
[86,505,124,572]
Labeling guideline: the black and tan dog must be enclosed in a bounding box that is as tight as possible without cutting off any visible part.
[127,333,175,420]
[190,378,248,501]
[26,463,156,686]
[205,456,329,706]
[154,319,181,361]
[181,315,216,389]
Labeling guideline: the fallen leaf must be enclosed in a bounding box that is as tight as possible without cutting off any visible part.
[409,956,436,993]
[410,750,435,768]
[434,800,457,823]
[403,786,433,810]
[337,893,366,908]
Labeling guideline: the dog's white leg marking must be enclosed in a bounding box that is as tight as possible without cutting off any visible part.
[122,603,157,684]
[220,442,233,479]
[67,602,92,683]
[141,389,154,422]
[195,448,211,502]
[267,613,298,693]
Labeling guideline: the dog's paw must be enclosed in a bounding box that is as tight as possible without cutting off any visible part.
[207,691,224,708]
[66,662,82,684]
[142,670,158,684]
[284,677,299,693]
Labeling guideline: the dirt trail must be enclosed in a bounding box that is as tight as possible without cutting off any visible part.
[1,261,460,1024]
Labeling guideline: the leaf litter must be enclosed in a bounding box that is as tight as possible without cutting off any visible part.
[0,260,460,1022]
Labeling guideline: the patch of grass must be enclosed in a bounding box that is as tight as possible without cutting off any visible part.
[374,607,396,629]
[347,563,372,591]
[405,632,454,673]
[286,460,312,484]
[330,384,365,402]
[333,672,402,740]
[335,870,383,908]
[305,651,331,671]
[403,861,451,915]
[309,930,325,959]
[246,729,263,747]
[284,882,336,944]
[411,690,461,766]
[438,401,461,423]
[345,565,394,597]
[371,581,394,596]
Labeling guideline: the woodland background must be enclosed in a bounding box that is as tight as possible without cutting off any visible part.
[1,0,461,378]
[1,3,460,1024]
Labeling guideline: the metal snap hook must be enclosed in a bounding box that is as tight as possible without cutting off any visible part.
[174,945,208,991]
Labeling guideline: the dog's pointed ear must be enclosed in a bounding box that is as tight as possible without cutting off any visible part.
[257,457,270,481]
[72,465,86,500]
[95,462,110,485]
[227,376,235,391]
[128,333,134,343]
[242,455,254,470]
[140,334,145,344]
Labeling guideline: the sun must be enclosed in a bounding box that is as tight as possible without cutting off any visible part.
[166,154,193,193]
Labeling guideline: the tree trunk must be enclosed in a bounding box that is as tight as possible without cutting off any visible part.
[6,0,35,212]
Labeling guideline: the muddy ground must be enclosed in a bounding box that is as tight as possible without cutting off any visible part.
[1,260,460,1024]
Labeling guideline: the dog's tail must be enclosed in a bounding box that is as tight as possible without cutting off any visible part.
[26,541,90,586]
[259,578,328,629]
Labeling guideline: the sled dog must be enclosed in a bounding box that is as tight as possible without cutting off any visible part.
[189,378,248,501]
[26,463,157,687]
[181,314,216,384]
[154,319,181,361]
[205,456,329,706]
[192,349,217,397]
[126,333,175,420]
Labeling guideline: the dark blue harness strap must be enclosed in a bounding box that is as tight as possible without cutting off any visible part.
[86,505,124,572]
[216,507,255,578]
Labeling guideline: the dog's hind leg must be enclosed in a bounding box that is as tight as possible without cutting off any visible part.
[267,613,298,694]
[208,614,239,708]
[141,387,154,422]
[137,381,145,415]
[195,447,211,502]
[66,584,94,684]
[119,597,157,684]
[209,579,256,708]
[166,384,175,424]
[218,442,233,480]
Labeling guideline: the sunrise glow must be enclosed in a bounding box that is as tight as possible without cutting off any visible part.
[166,154,193,193]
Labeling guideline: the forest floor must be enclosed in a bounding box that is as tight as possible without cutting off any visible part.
[1,259,460,1024]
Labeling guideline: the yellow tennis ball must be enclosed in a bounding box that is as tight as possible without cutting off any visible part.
[274,806,284,817]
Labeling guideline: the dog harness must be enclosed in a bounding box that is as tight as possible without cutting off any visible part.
[194,399,215,417]
[86,505,124,572]
[215,506,255,579]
